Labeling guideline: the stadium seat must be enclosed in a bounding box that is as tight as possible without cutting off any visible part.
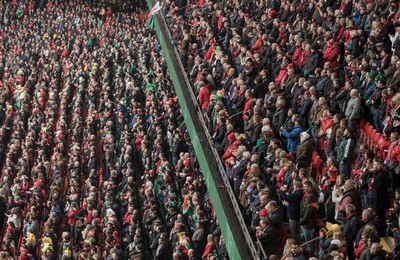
[360,122,370,144]
[366,126,375,148]
[371,132,381,154]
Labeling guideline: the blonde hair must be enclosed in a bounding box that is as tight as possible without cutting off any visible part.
[392,93,400,107]
[207,234,214,243]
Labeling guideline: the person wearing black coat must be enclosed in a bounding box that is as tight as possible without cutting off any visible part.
[298,91,313,129]
[247,115,263,147]
[295,132,313,169]
[370,242,386,260]
[212,116,227,153]
[343,204,362,260]
[303,47,323,78]
[280,180,304,243]
[232,151,250,196]
[299,193,319,257]
[266,200,283,235]
[367,158,389,225]
[256,217,278,258]
[155,236,171,260]
[335,84,350,114]
[272,99,287,135]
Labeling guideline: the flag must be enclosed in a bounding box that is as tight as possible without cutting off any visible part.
[147,1,162,28]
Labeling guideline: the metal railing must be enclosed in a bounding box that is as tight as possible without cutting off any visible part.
[146,0,260,259]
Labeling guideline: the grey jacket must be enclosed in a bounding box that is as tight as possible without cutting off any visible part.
[345,97,361,120]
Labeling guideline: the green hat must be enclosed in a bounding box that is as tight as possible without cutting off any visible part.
[368,71,377,79]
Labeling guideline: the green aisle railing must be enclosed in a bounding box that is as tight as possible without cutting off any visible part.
[145,1,259,259]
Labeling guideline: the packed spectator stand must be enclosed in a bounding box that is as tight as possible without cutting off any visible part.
[2,0,400,260]
[0,0,229,259]
[161,0,400,258]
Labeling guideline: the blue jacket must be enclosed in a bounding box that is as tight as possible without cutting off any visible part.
[282,125,303,154]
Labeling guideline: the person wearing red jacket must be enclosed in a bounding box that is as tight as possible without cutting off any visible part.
[202,234,215,259]
[386,132,400,164]
[243,90,253,121]
[292,37,304,71]
[378,128,392,154]
[68,203,79,242]
[297,43,310,71]
[197,82,211,111]
[323,39,340,70]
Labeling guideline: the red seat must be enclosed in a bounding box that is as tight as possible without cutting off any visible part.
[360,123,371,143]
[372,132,382,154]
[363,122,370,132]
[366,125,374,137]
[366,129,376,150]
[372,132,381,144]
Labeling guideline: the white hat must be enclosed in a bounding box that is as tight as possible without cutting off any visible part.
[300,131,310,142]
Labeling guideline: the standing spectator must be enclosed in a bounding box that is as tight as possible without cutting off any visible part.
[280,180,304,243]
[298,90,313,129]
[336,180,362,224]
[198,82,211,112]
[256,217,278,258]
[345,89,361,135]
[282,115,303,156]
[368,78,386,132]
[272,98,288,136]
[212,116,227,153]
[290,241,307,260]
[389,93,400,133]
[323,39,340,70]
[343,204,362,260]
[202,234,215,259]
[369,242,386,260]
[299,193,319,257]
[337,127,355,178]
[295,131,313,169]
[367,158,390,228]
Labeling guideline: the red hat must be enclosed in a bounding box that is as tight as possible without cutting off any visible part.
[259,209,268,217]
[113,231,119,236]
[233,140,241,146]
[269,10,277,18]
[244,13,250,18]
[304,90,311,96]
[287,63,294,68]
[7,226,13,233]
[228,132,236,141]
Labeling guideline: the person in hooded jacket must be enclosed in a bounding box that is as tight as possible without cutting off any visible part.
[295,131,313,169]
[282,115,303,155]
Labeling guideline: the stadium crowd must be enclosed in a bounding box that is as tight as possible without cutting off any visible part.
[0,0,229,260]
[2,0,400,259]
[162,0,400,258]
